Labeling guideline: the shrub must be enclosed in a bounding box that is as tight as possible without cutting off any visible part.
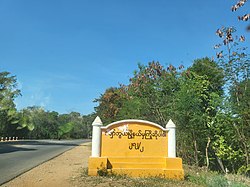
[207,175,228,187]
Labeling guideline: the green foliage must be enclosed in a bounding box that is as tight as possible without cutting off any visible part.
[94,87,125,124]
[175,71,213,165]
[97,164,109,176]
[0,68,94,139]
[0,71,21,137]
[94,57,250,174]
[237,165,250,176]
[215,26,250,173]
[20,107,59,139]
[126,62,181,125]
[230,79,250,118]
[207,175,229,187]
[17,109,35,131]
[174,58,224,168]
[58,122,74,139]
[185,173,208,186]
[212,135,243,162]
[189,57,224,96]
[13,107,94,140]
[95,61,183,125]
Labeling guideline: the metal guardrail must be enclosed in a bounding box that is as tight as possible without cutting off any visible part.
[0,137,19,142]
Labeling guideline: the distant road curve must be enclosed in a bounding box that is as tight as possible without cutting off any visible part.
[0,139,90,185]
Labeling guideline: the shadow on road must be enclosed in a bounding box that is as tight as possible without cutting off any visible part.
[0,144,36,154]
[0,140,89,154]
[0,140,79,146]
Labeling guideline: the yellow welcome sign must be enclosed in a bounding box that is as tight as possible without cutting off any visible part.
[88,117,184,179]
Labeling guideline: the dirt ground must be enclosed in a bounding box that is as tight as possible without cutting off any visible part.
[0,142,200,187]
[1,142,92,187]
[3,142,247,187]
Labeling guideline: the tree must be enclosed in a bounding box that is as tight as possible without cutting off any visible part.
[21,107,59,139]
[189,57,224,96]
[0,71,21,137]
[68,112,90,139]
[125,61,182,125]
[94,87,125,124]
[184,58,227,170]
[58,122,74,140]
[230,79,250,118]
[174,69,222,168]
[94,61,183,126]
[75,113,95,139]
[57,112,94,139]
[230,79,250,169]
[215,26,250,174]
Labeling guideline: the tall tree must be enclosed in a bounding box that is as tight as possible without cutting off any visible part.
[94,61,183,126]
[22,107,59,139]
[230,79,250,168]
[0,71,20,137]
[125,61,182,125]
[215,26,250,174]
[189,57,224,96]
[175,70,222,168]
[94,87,125,124]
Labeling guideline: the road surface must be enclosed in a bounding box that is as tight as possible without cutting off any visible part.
[0,139,90,185]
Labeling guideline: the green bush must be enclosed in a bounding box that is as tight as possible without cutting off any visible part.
[185,173,207,186]
[237,165,250,177]
[230,182,248,187]
[207,175,228,187]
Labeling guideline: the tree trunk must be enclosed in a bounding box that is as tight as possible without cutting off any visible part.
[217,157,226,173]
[193,139,199,166]
[205,137,211,171]
[234,124,249,166]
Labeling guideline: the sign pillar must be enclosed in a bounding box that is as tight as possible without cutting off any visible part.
[166,119,176,158]
[91,116,103,157]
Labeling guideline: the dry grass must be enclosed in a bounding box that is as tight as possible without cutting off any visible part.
[75,165,250,187]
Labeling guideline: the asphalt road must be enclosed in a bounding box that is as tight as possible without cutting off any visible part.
[0,139,90,185]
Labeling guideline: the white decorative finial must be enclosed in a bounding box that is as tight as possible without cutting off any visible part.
[92,116,103,126]
[166,119,176,128]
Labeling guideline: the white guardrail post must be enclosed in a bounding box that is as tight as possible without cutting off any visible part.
[91,116,103,157]
[166,119,176,158]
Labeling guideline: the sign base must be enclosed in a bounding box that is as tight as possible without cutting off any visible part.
[88,156,184,179]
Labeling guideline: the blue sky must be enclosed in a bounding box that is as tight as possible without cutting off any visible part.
[0,0,249,114]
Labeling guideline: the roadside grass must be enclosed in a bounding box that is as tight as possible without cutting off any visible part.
[77,166,250,187]
[184,165,250,187]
